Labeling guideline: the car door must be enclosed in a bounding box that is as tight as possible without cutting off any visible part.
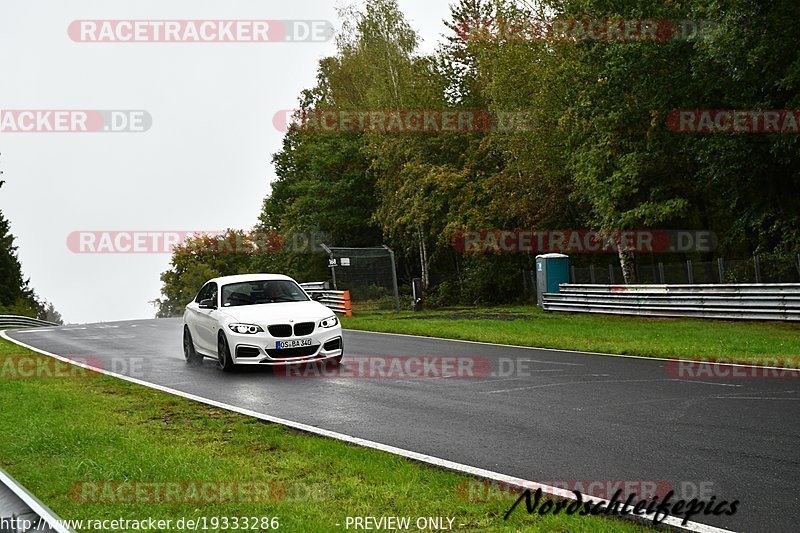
[185,283,208,350]
[186,282,215,354]
[194,282,219,354]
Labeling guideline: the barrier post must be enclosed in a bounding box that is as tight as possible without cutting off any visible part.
[383,245,401,312]
[343,290,352,317]
[754,254,762,283]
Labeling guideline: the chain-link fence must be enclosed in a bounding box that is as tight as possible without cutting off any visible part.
[320,245,400,310]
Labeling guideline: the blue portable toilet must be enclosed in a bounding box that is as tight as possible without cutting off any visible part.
[536,253,570,308]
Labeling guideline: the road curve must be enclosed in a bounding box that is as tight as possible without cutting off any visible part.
[6,318,800,532]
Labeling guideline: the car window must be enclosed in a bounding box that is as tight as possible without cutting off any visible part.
[195,283,210,303]
[195,282,217,304]
[221,280,309,307]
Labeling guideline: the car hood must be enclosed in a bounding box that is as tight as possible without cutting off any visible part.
[217,300,334,325]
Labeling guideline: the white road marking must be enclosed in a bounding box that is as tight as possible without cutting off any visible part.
[466,377,528,384]
[517,358,583,366]
[673,380,742,388]
[0,329,739,533]
[574,397,692,411]
[482,378,673,395]
[711,396,800,401]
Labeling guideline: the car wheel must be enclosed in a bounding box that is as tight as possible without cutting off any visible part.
[217,333,235,372]
[183,327,203,365]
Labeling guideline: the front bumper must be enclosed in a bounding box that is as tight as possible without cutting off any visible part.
[226,326,343,366]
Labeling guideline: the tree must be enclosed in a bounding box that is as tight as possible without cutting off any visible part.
[0,180,56,319]
[153,230,253,317]
[159,0,800,307]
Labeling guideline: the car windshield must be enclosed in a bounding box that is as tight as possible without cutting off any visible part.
[221,280,309,307]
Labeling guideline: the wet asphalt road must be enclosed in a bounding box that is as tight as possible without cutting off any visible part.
[7,318,800,532]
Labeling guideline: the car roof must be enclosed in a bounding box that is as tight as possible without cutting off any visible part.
[208,274,296,285]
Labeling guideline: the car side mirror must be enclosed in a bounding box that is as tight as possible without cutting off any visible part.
[199,298,216,309]
[310,292,323,302]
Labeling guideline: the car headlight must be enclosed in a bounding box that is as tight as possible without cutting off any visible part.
[227,323,264,334]
[319,315,339,328]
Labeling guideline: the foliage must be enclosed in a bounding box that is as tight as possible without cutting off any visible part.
[156,0,800,308]
[153,231,252,317]
[0,183,60,322]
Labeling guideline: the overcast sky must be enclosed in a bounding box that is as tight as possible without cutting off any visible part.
[0,0,452,324]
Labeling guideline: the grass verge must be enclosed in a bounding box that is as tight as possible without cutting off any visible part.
[0,337,652,532]
[342,306,800,366]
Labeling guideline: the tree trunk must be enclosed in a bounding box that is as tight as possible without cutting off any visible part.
[618,249,637,284]
[418,226,430,289]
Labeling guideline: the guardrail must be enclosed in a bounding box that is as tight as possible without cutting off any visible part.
[542,284,800,321]
[300,283,352,317]
[1,467,70,532]
[0,315,60,329]
[300,281,327,291]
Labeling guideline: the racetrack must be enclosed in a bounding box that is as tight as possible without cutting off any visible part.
[6,318,800,533]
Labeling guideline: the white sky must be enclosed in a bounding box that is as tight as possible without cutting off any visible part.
[0,0,453,324]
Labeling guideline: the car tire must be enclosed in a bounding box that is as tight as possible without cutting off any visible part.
[183,327,203,365]
[217,333,235,372]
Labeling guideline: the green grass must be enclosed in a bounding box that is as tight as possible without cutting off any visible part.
[0,338,651,532]
[342,306,800,366]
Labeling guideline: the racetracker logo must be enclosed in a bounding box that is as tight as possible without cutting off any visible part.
[0,110,151,133]
[66,230,327,254]
[69,481,326,504]
[458,480,671,502]
[0,356,145,378]
[453,230,716,254]
[667,109,800,133]
[666,360,800,379]
[68,20,334,42]
[456,18,716,42]
[0,356,97,378]
[275,356,492,379]
[272,109,537,133]
[458,479,718,503]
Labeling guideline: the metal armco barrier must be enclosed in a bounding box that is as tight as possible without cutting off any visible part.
[542,284,800,321]
[0,467,67,532]
[0,315,60,329]
[300,283,352,317]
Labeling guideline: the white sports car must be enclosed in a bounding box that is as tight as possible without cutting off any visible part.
[183,274,343,371]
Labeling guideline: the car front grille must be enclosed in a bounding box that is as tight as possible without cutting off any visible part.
[293,322,315,336]
[266,345,320,359]
[268,324,292,338]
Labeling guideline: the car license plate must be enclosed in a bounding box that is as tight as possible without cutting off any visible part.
[276,338,312,349]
